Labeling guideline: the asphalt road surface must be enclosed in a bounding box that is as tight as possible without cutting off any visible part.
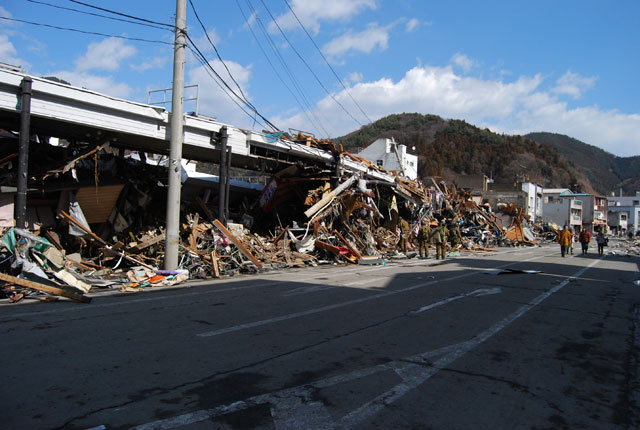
[1,243,639,430]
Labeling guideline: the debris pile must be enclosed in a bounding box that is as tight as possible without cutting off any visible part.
[0,132,541,303]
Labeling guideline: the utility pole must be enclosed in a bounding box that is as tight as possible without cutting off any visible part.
[15,77,32,230]
[164,0,187,270]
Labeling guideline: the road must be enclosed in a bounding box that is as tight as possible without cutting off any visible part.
[1,243,639,430]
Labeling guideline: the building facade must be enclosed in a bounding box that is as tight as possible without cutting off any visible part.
[542,189,583,230]
[354,138,418,180]
[608,192,640,235]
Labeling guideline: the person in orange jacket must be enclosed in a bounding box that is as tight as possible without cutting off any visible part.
[557,224,572,257]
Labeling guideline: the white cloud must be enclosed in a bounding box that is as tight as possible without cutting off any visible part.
[451,53,477,73]
[187,58,256,126]
[347,72,363,84]
[272,64,640,157]
[131,55,168,73]
[75,38,136,72]
[50,71,133,98]
[552,70,597,99]
[0,34,29,69]
[196,28,220,52]
[323,23,390,61]
[270,0,376,34]
[406,18,420,32]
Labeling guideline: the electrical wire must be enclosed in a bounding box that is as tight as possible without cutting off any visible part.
[257,0,365,128]
[282,0,372,124]
[186,34,279,130]
[26,0,172,32]
[0,16,173,44]
[188,0,252,110]
[235,0,329,137]
[66,0,174,29]
[188,44,269,131]
[243,0,332,137]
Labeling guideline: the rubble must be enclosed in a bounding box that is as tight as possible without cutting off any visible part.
[0,131,545,303]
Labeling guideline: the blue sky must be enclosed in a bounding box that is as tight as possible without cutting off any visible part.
[1,0,639,156]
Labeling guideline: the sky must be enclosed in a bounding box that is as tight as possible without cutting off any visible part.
[1,0,639,157]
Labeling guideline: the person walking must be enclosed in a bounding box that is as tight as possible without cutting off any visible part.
[578,228,591,254]
[398,218,410,254]
[417,220,431,258]
[596,230,607,256]
[568,227,575,255]
[429,221,446,260]
[557,225,572,257]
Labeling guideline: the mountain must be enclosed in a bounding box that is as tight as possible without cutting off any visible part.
[335,113,640,196]
[335,113,587,192]
[524,132,640,196]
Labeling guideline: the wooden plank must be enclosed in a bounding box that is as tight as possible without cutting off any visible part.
[196,197,216,222]
[212,219,263,269]
[0,272,91,303]
[60,210,154,269]
[211,251,220,278]
[334,231,362,260]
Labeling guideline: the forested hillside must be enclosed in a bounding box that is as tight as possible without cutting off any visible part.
[336,113,587,192]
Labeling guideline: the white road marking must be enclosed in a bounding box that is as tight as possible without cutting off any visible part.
[197,254,546,338]
[197,272,471,338]
[132,255,600,430]
[411,287,502,314]
[338,258,601,428]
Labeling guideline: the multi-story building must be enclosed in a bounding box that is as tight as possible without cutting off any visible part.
[521,182,544,221]
[607,210,629,236]
[542,189,583,231]
[576,194,608,233]
[354,137,418,180]
[608,191,640,235]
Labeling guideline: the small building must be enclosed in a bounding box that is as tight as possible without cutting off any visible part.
[542,188,583,231]
[607,210,628,236]
[354,137,418,180]
[608,191,640,236]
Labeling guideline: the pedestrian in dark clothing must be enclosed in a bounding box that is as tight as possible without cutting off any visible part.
[578,229,591,254]
[418,221,431,258]
[398,218,410,253]
[596,231,607,256]
[429,222,447,260]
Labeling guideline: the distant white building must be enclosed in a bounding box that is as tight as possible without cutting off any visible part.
[354,137,418,180]
[608,191,640,235]
[521,182,543,221]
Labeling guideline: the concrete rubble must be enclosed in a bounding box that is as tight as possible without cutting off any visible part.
[1,131,556,304]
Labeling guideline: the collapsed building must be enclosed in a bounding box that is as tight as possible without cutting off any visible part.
[0,66,544,303]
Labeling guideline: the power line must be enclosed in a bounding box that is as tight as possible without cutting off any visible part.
[188,44,269,131]
[234,0,326,137]
[66,0,174,29]
[186,34,279,130]
[244,0,333,137]
[237,0,330,137]
[0,16,173,44]
[282,0,372,124]
[26,0,172,32]
[188,0,252,110]
[257,0,365,129]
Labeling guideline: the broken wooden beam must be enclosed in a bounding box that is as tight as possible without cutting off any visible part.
[0,272,91,303]
[212,219,263,269]
[304,174,359,219]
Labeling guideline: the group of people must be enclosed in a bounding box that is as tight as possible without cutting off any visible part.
[557,225,608,257]
[399,218,462,260]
